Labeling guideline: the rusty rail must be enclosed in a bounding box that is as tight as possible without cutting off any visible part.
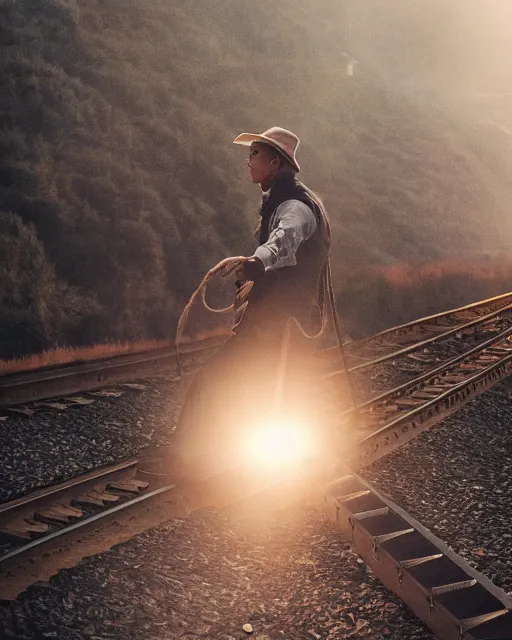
[0,454,291,600]
[333,301,512,373]
[343,290,512,354]
[355,350,512,467]
[0,335,226,407]
[322,467,512,640]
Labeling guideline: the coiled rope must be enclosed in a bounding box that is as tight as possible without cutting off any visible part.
[174,256,252,378]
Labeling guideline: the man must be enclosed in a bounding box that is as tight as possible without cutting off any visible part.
[173,127,332,476]
[232,127,331,342]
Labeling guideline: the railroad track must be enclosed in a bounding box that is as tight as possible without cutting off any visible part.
[351,307,512,403]
[3,449,512,638]
[342,326,512,466]
[314,294,512,464]
[327,297,512,395]
[0,452,292,601]
[342,291,512,366]
[2,292,512,639]
[0,334,226,407]
[1,292,510,413]
[0,459,153,596]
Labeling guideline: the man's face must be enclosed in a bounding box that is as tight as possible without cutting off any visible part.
[247,142,277,185]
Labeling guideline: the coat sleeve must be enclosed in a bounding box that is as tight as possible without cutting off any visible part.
[252,199,317,271]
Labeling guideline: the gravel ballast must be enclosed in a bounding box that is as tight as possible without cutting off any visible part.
[0,374,183,503]
[363,382,512,595]
[350,319,512,403]
[1,353,511,639]
[0,506,434,640]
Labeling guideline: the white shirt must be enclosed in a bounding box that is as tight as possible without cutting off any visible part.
[252,200,317,271]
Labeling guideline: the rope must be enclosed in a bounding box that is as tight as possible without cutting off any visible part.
[305,188,359,412]
[272,256,359,417]
[174,256,251,377]
[325,260,359,412]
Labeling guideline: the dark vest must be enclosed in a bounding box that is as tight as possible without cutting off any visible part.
[237,173,331,340]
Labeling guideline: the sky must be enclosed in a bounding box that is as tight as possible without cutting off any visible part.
[340,0,512,96]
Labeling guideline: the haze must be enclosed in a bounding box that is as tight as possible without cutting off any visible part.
[1,0,511,356]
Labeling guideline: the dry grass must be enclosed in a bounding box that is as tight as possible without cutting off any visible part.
[0,327,229,376]
[375,254,512,287]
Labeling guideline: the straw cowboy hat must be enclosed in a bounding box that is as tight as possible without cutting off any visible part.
[233,126,300,172]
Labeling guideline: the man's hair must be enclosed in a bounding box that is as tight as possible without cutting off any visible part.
[260,142,297,173]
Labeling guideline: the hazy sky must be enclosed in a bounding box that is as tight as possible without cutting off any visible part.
[341,1,512,95]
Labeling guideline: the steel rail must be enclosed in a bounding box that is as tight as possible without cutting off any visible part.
[342,290,512,351]
[0,335,227,407]
[345,302,512,373]
[0,485,173,569]
[357,325,512,411]
[0,459,147,541]
[323,325,512,446]
[321,465,512,640]
[355,352,512,467]
[0,458,302,601]
[319,303,511,378]
[0,459,139,519]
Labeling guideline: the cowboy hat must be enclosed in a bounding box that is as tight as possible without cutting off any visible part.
[233,126,300,172]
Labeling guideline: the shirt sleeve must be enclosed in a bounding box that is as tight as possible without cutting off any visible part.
[252,199,317,271]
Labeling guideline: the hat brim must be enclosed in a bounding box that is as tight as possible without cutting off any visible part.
[233,133,300,172]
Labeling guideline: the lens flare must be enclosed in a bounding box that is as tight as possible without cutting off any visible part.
[239,416,318,470]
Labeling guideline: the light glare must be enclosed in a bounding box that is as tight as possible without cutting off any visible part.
[240,417,317,470]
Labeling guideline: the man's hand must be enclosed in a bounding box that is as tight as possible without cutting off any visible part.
[239,257,265,282]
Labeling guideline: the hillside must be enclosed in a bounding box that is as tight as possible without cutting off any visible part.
[1,0,511,356]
